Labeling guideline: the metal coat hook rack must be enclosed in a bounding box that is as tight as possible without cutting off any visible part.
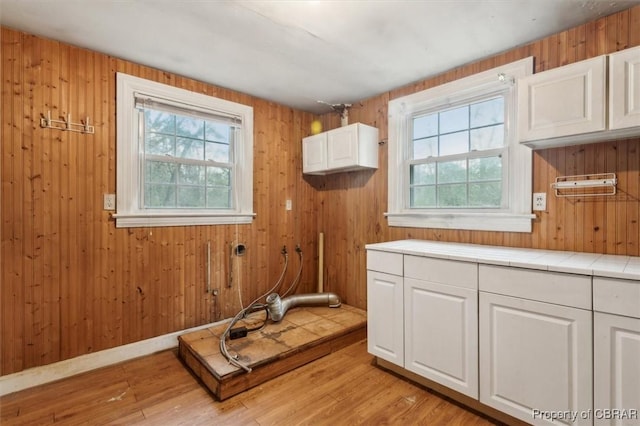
[40,110,95,134]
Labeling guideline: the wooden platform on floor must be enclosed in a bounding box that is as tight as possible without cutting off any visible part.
[178,304,367,400]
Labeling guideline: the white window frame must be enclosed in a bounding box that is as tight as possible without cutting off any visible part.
[386,57,535,233]
[115,73,254,228]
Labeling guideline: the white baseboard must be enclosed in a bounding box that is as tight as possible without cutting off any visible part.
[0,319,226,397]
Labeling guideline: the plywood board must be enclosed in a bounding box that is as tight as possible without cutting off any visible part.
[178,305,366,400]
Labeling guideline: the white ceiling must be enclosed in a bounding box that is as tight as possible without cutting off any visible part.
[1,0,638,113]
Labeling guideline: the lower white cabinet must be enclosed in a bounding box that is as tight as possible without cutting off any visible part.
[594,312,640,426]
[366,242,639,426]
[405,277,478,398]
[594,276,640,426]
[366,270,404,366]
[367,253,479,399]
[479,292,593,426]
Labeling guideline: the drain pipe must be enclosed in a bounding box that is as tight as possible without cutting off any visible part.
[265,292,341,322]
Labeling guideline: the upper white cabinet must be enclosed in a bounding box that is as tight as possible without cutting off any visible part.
[519,46,640,149]
[610,46,640,130]
[302,123,378,175]
[518,56,607,147]
[301,133,326,173]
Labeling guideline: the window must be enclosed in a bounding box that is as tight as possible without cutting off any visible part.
[387,58,534,232]
[115,73,254,227]
[410,96,506,209]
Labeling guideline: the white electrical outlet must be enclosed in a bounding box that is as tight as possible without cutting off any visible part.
[285,199,292,211]
[533,192,546,211]
[104,194,116,211]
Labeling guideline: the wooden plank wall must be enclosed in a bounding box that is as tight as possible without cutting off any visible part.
[1,27,318,375]
[2,6,639,376]
[313,6,640,309]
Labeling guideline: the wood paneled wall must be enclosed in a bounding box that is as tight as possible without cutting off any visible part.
[1,27,318,375]
[2,6,639,376]
[313,6,640,309]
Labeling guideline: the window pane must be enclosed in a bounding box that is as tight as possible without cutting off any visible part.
[413,114,438,139]
[179,164,205,185]
[470,97,504,128]
[439,131,469,156]
[145,161,177,184]
[438,160,466,184]
[176,137,204,160]
[205,122,231,143]
[469,182,502,207]
[145,110,175,134]
[176,116,204,139]
[438,184,467,207]
[178,186,205,207]
[412,136,437,160]
[207,188,231,208]
[207,166,230,186]
[440,105,468,134]
[145,184,176,208]
[205,141,230,162]
[146,133,175,156]
[411,186,436,207]
[469,156,502,182]
[470,124,504,150]
[410,163,435,185]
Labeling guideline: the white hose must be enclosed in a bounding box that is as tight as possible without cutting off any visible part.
[219,247,289,372]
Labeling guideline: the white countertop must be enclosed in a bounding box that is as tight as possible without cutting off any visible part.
[365,240,640,281]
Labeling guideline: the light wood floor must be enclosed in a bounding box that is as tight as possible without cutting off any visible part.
[1,340,498,425]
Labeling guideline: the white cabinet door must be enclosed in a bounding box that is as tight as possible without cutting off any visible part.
[479,292,592,426]
[404,277,478,398]
[594,312,640,426]
[518,55,606,142]
[609,46,640,130]
[367,270,404,366]
[326,123,378,171]
[327,125,359,170]
[301,133,326,174]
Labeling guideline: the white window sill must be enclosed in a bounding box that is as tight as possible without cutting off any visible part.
[385,211,535,233]
[113,212,255,228]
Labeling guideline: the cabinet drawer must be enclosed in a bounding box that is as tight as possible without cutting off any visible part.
[593,277,640,318]
[404,255,477,290]
[479,265,591,309]
[366,250,403,276]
